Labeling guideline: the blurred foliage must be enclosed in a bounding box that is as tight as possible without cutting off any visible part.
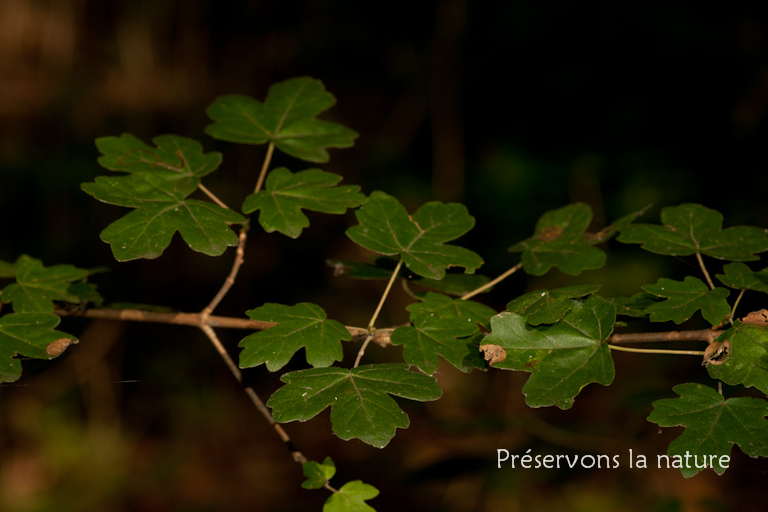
[2,0,768,510]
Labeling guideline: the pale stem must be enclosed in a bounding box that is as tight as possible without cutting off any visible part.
[696,252,715,289]
[254,141,275,194]
[729,289,746,325]
[607,329,720,344]
[199,324,307,463]
[354,259,404,368]
[201,223,249,318]
[460,263,522,301]
[607,344,705,356]
[198,183,230,210]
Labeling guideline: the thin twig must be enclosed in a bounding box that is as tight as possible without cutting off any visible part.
[696,252,715,289]
[354,259,403,368]
[607,329,720,344]
[198,324,307,463]
[729,289,746,325]
[57,307,723,346]
[198,183,230,210]
[607,344,706,356]
[367,259,404,331]
[201,223,249,318]
[254,141,275,194]
[460,263,522,301]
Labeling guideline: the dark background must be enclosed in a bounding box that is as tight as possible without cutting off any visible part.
[1,1,767,511]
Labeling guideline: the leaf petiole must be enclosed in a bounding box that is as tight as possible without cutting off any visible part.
[354,259,404,368]
[255,141,275,194]
[607,344,705,356]
[460,262,522,300]
[695,251,715,289]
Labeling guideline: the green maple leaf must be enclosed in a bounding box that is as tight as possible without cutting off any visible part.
[1,256,89,313]
[242,168,366,238]
[94,133,222,181]
[239,303,351,372]
[484,296,616,409]
[390,293,495,375]
[0,313,78,383]
[324,481,379,512]
[642,276,730,326]
[82,134,245,261]
[346,191,483,280]
[617,203,768,261]
[506,284,601,325]
[508,203,606,276]
[610,293,660,318]
[707,323,768,394]
[301,457,336,490]
[716,262,768,293]
[205,77,358,163]
[648,383,768,477]
[268,363,442,448]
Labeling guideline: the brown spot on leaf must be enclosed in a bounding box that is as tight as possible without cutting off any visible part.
[538,225,563,242]
[46,338,74,356]
[740,309,768,327]
[479,344,506,365]
[702,340,729,366]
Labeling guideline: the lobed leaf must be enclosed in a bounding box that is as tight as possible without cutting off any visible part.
[506,284,601,325]
[483,296,616,409]
[707,323,768,394]
[324,480,379,512]
[0,313,78,383]
[239,303,350,372]
[391,293,494,375]
[648,383,768,477]
[617,203,768,261]
[301,457,336,490]
[610,293,660,318]
[1,256,89,313]
[716,262,768,294]
[205,77,358,163]
[346,191,483,280]
[268,363,442,448]
[508,203,606,276]
[391,321,482,376]
[242,168,366,238]
[82,134,245,261]
[642,276,730,326]
[95,133,222,180]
